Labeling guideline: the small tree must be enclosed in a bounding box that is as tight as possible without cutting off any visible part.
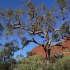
[0,0,70,58]
[0,42,18,70]
[16,54,24,61]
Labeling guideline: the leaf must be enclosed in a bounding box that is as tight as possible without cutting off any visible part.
[56,0,67,11]
[6,8,13,17]
[0,23,4,32]
[60,21,69,35]
[6,25,13,35]
[21,37,28,45]
[36,16,43,23]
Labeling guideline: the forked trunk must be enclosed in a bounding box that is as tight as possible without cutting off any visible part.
[47,48,51,58]
[44,45,51,59]
[44,47,47,58]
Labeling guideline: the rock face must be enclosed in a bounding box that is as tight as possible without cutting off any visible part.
[30,36,70,58]
[30,46,47,58]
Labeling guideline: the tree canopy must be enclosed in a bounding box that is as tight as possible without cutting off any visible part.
[0,0,70,58]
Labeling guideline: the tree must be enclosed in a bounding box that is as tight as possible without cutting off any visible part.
[0,42,18,70]
[16,54,24,61]
[0,0,70,58]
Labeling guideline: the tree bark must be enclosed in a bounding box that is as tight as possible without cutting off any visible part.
[44,45,51,59]
[47,48,51,58]
[44,47,47,58]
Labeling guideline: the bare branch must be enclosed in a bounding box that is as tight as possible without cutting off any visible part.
[32,38,42,46]
[18,36,42,50]
[18,40,33,50]
[28,30,43,34]
[49,39,66,49]
[48,20,66,46]
[54,12,70,32]
[43,30,49,47]
[12,23,43,35]
[38,34,44,38]
[54,20,64,32]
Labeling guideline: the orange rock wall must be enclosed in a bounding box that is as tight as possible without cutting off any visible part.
[31,37,70,58]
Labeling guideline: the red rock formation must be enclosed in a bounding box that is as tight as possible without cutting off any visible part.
[31,46,47,58]
[30,36,70,58]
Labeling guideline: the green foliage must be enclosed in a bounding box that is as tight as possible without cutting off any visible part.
[47,64,55,70]
[26,1,33,7]
[0,42,18,62]
[55,56,70,70]
[14,54,70,70]
[36,16,43,23]
[6,8,13,17]
[48,56,57,63]
[31,22,42,31]
[0,58,16,70]
[54,33,60,41]
[0,23,4,37]
[15,8,25,15]
[0,62,10,70]
[56,0,67,10]
[46,10,52,19]
[60,21,69,35]
[47,54,63,64]
[0,42,17,70]
[6,24,13,36]
[21,37,28,46]
[47,56,70,70]
[26,1,35,20]
[0,23,4,32]
[27,52,34,56]
[9,58,17,70]
[16,54,24,61]
[14,8,25,20]
[14,54,47,70]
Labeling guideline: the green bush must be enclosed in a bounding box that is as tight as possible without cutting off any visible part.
[14,55,70,70]
[14,54,47,70]
[47,56,70,70]
[47,54,63,64]
[48,56,57,63]
[55,56,70,70]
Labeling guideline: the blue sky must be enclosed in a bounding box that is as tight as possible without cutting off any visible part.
[0,0,55,58]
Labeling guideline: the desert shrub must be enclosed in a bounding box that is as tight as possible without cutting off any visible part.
[54,53,64,58]
[47,54,63,64]
[55,56,70,70]
[14,54,47,70]
[14,55,70,70]
[46,56,70,70]
[48,56,57,63]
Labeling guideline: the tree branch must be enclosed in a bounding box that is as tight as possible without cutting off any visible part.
[12,22,43,34]
[32,38,42,46]
[18,36,42,50]
[18,40,33,50]
[53,17,68,39]
[38,33,45,38]
[54,20,64,32]
[49,39,66,49]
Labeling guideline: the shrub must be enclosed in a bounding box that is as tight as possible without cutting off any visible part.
[14,54,47,70]
[55,56,70,70]
[48,56,57,63]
